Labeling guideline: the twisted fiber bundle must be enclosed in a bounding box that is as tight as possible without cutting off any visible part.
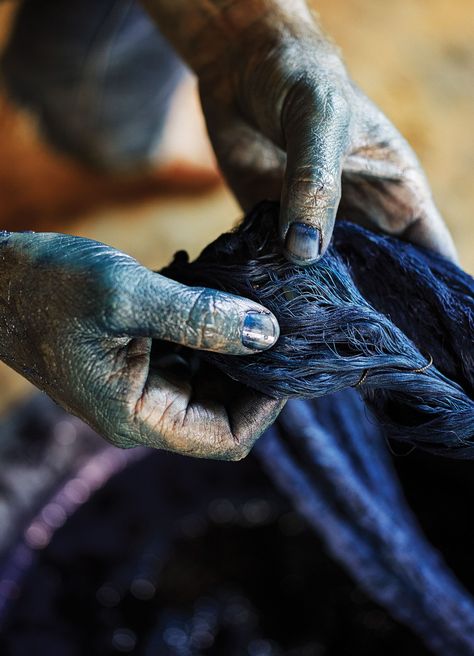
[164,201,474,456]
[257,391,474,656]
[164,201,474,652]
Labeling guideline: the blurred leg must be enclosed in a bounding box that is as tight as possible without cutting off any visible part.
[1,0,186,170]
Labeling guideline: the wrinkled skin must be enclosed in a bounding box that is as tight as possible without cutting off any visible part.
[0,232,282,459]
[193,9,457,264]
[0,0,457,460]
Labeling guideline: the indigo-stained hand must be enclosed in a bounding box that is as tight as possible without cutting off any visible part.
[0,233,282,459]
[181,1,458,264]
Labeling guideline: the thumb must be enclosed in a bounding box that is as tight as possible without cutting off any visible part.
[114,268,280,356]
[201,98,286,212]
[280,86,350,265]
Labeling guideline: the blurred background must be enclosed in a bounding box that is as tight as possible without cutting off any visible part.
[0,0,472,412]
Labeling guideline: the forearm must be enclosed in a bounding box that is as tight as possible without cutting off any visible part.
[141,0,322,75]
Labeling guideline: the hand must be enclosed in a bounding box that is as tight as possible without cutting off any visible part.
[193,3,457,264]
[0,233,282,459]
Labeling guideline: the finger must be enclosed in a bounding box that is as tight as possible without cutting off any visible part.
[280,86,351,264]
[131,370,285,460]
[202,99,286,211]
[342,101,458,263]
[340,161,458,263]
[113,269,280,355]
[403,197,458,263]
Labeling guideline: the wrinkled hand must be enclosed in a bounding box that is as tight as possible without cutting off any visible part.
[198,11,457,264]
[0,233,282,459]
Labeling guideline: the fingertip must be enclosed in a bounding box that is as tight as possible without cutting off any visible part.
[284,221,322,265]
[281,203,336,265]
[404,207,459,265]
[241,309,280,352]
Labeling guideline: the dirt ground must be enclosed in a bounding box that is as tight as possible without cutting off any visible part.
[0,0,472,412]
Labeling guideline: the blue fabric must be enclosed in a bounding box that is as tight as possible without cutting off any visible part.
[164,201,474,457]
[258,392,474,655]
[164,200,474,654]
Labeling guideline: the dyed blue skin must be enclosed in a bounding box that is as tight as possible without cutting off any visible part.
[143,0,457,264]
[0,232,283,458]
[0,0,457,459]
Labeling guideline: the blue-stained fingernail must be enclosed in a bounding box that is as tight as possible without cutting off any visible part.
[242,311,279,351]
[285,222,321,264]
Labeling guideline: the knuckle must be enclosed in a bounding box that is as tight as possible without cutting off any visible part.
[215,440,250,462]
[222,430,254,461]
[184,288,231,350]
[290,76,350,125]
[287,166,341,212]
[227,445,251,461]
[322,86,350,122]
[101,291,132,333]
[100,265,144,333]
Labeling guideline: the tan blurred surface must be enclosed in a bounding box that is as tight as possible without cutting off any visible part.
[0,0,472,413]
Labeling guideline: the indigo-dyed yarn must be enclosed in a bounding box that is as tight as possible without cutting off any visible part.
[164,201,474,457]
[257,391,474,656]
[163,201,474,652]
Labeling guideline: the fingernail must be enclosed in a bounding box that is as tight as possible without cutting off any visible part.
[285,222,321,264]
[242,311,279,351]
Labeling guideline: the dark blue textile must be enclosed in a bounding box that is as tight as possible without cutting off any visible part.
[164,201,474,457]
[163,201,474,654]
[257,392,474,655]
